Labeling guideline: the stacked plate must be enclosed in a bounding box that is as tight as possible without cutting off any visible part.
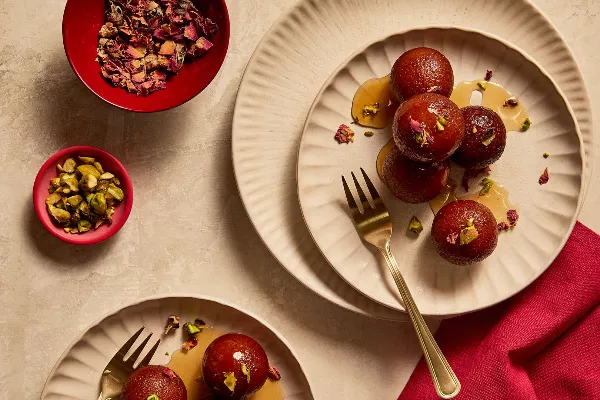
[232,0,593,319]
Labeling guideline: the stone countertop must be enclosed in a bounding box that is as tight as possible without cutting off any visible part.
[0,0,598,399]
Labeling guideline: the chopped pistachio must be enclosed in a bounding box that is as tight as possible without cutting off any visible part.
[437,115,448,126]
[78,156,95,164]
[77,164,101,178]
[70,211,81,224]
[80,174,98,191]
[472,126,478,134]
[521,117,532,131]
[107,184,124,201]
[90,193,107,214]
[62,188,71,195]
[479,178,494,196]
[460,220,479,245]
[63,177,80,192]
[477,81,487,91]
[146,395,160,400]
[49,177,61,191]
[103,369,111,375]
[362,103,380,117]
[78,200,90,216]
[93,162,104,174]
[364,131,375,137]
[436,121,445,131]
[543,152,550,158]
[481,129,495,146]
[106,206,115,221]
[95,219,105,229]
[78,220,92,233]
[62,158,77,173]
[165,352,170,356]
[48,205,71,223]
[407,216,423,234]
[112,177,120,186]
[46,192,62,206]
[100,172,115,180]
[223,372,237,393]
[241,362,251,383]
[96,180,110,193]
[67,195,83,208]
[183,322,203,335]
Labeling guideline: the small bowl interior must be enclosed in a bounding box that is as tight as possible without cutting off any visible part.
[33,146,134,245]
[62,0,230,112]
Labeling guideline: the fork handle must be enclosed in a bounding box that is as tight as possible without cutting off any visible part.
[381,243,461,399]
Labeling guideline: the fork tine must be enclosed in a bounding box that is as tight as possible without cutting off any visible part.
[351,171,370,207]
[360,168,381,201]
[125,332,153,366]
[112,327,145,362]
[342,175,358,211]
[137,339,161,369]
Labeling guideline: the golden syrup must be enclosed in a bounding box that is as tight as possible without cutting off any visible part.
[351,75,398,129]
[450,81,529,132]
[376,139,396,181]
[167,328,284,400]
[458,183,516,224]
[429,179,458,214]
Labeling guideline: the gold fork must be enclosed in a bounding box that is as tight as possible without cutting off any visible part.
[342,168,460,399]
[100,327,161,400]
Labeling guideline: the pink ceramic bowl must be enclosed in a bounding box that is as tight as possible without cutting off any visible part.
[33,146,134,245]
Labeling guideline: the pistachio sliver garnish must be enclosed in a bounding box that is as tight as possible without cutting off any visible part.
[77,164,101,179]
[78,156,95,164]
[62,158,77,173]
[48,204,71,223]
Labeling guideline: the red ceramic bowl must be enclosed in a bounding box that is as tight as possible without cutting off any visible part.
[33,146,134,245]
[62,0,230,112]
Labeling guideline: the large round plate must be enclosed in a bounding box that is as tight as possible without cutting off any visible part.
[297,27,584,315]
[232,0,594,319]
[41,295,313,399]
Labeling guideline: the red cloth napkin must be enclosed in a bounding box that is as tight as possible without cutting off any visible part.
[399,222,600,400]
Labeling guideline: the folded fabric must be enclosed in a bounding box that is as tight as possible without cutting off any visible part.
[399,222,600,400]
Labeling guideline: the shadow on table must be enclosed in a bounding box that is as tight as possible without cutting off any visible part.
[24,200,116,268]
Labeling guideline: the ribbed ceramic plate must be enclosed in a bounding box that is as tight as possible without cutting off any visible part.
[232,0,593,319]
[297,27,584,315]
[41,295,313,400]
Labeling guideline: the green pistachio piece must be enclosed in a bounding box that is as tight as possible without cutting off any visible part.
[63,177,80,192]
[183,322,202,335]
[479,178,494,196]
[521,117,532,131]
[112,177,120,186]
[364,131,375,137]
[543,152,550,158]
[80,174,98,192]
[49,177,60,190]
[107,183,124,201]
[435,120,445,131]
[90,193,107,214]
[78,156,95,165]
[76,164,101,179]
[48,204,71,223]
[477,81,487,91]
[62,188,71,195]
[106,206,115,222]
[147,395,160,400]
[223,372,237,393]
[96,180,110,193]
[78,200,90,216]
[241,362,251,383]
[407,216,423,234]
[46,192,62,206]
[100,172,115,180]
[62,158,77,173]
[67,195,83,208]
[70,211,81,224]
[57,164,64,173]
[93,162,104,174]
[59,173,76,185]
[86,193,94,203]
[63,227,72,233]
[78,220,92,233]
[460,220,479,245]
[95,219,105,229]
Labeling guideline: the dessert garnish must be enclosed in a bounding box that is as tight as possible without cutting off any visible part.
[459,219,479,245]
[147,395,160,400]
[497,222,510,232]
[103,369,111,375]
[408,216,423,234]
[183,321,203,335]
[268,366,281,381]
[481,129,495,146]
[484,70,493,81]
[503,98,518,107]
[241,363,251,383]
[46,157,124,233]
[427,85,442,93]
[521,117,532,131]
[543,152,550,158]
[223,372,237,392]
[479,178,495,196]
[362,103,380,117]
[364,131,375,137]
[182,336,198,351]
[477,81,487,91]
[507,209,519,226]
[164,315,180,334]
[163,368,176,380]
[461,167,491,191]
[410,118,432,146]
[436,115,448,131]
[96,0,218,96]
[446,232,459,244]
[472,126,477,133]
[539,168,549,185]
[334,124,355,144]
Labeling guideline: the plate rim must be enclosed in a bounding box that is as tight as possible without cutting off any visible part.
[41,293,315,399]
[296,25,586,316]
[231,0,594,318]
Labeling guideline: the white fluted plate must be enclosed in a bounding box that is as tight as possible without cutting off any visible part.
[297,27,584,315]
[232,0,593,319]
[41,295,313,400]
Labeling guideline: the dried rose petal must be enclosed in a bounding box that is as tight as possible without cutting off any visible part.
[427,85,442,93]
[184,23,199,41]
[409,118,424,133]
[268,366,281,381]
[497,222,510,232]
[503,98,518,107]
[485,70,493,81]
[182,336,198,351]
[334,124,355,144]
[446,232,459,244]
[461,167,491,192]
[159,40,176,55]
[164,315,180,335]
[507,210,519,226]
[539,168,549,185]
[163,367,176,379]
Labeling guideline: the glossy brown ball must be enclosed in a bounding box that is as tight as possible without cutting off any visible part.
[121,365,187,400]
[390,47,454,102]
[203,333,269,400]
[392,93,465,163]
[382,146,450,204]
[452,106,507,169]
[431,200,498,265]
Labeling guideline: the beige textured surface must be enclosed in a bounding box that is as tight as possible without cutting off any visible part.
[0,0,597,399]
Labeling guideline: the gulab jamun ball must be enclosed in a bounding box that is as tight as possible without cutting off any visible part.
[121,365,187,400]
[431,200,498,265]
[390,47,454,102]
[452,106,507,169]
[383,146,450,204]
[203,333,269,400]
[392,93,465,163]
